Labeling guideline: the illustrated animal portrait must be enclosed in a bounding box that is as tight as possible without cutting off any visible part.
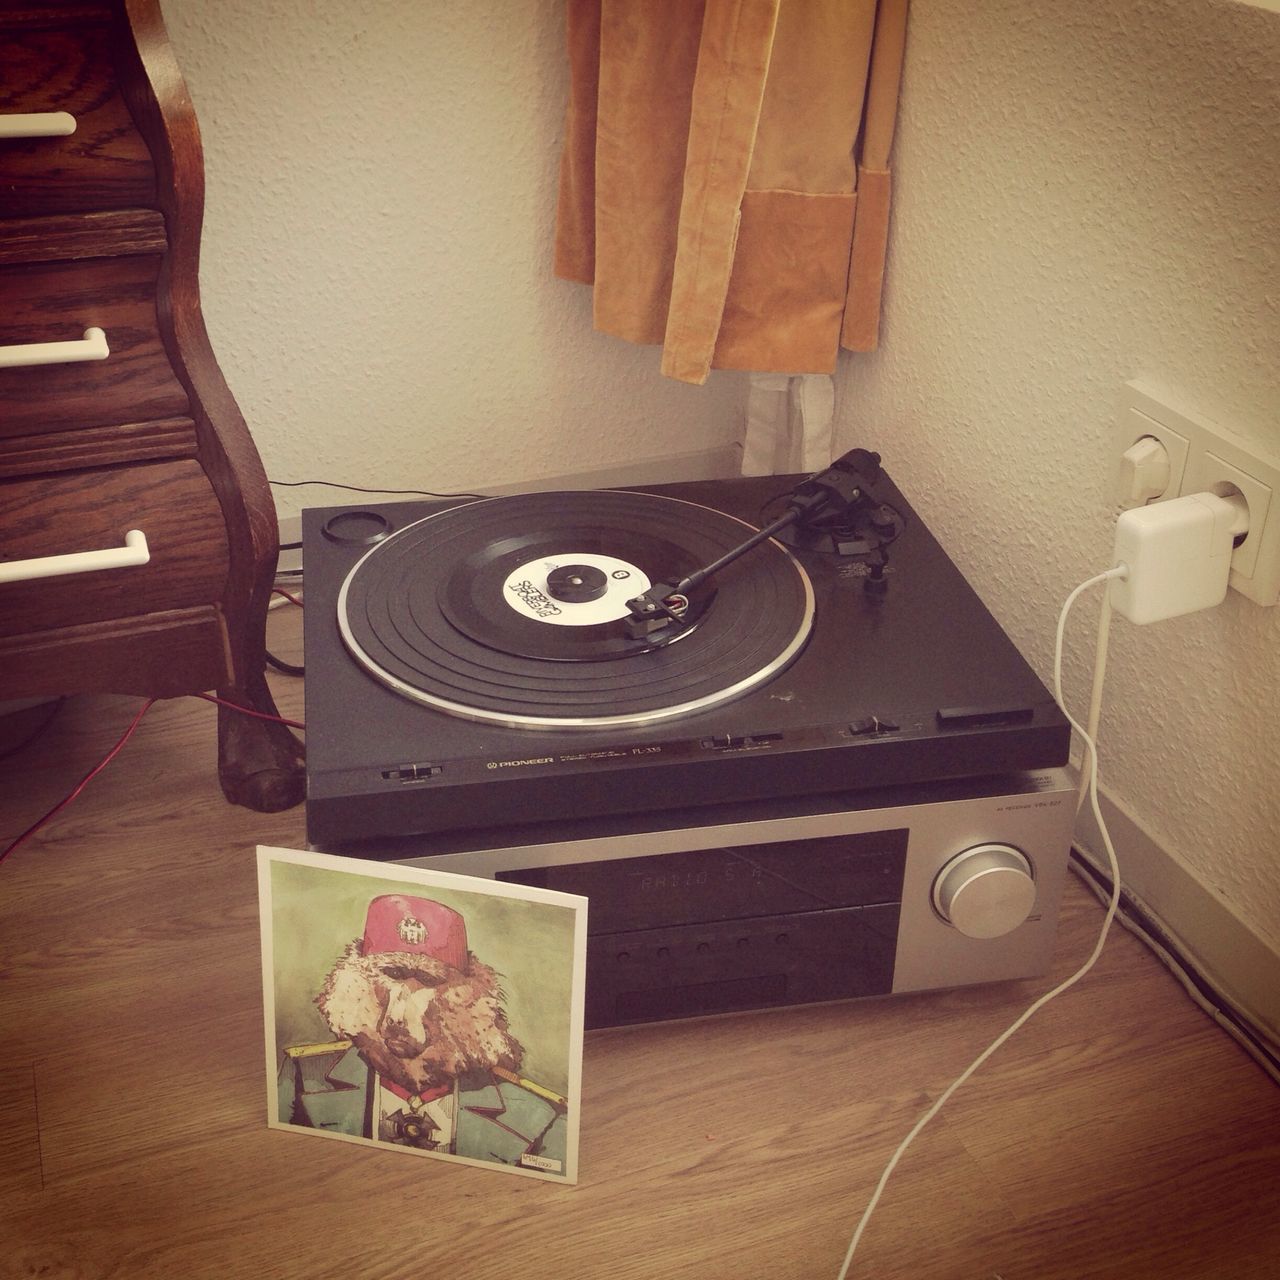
[317,893,524,1097]
[275,889,569,1173]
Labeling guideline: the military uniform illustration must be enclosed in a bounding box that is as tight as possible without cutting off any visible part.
[277,893,568,1173]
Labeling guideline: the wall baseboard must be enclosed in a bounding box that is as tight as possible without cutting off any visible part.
[274,442,743,559]
[1075,781,1280,1045]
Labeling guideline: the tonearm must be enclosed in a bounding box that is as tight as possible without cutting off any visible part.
[625,449,888,641]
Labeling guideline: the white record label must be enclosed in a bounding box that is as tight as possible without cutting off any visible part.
[501,553,651,627]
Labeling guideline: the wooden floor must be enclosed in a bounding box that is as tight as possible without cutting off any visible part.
[2,607,1278,1280]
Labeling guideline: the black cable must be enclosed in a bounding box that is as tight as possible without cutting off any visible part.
[279,540,302,551]
[265,650,305,677]
[1069,846,1280,1082]
[270,479,490,501]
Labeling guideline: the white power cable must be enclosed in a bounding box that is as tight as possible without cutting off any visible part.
[835,566,1127,1278]
[1077,589,1113,810]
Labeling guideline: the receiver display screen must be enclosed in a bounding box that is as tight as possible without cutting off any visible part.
[497,828,907,933]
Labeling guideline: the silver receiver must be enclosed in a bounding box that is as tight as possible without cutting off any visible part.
[394,769,1076,1022]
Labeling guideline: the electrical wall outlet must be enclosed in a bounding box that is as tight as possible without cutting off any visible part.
[1114,383,1280,606]
[1185,450,1271,581]
[1113,399,1189,505]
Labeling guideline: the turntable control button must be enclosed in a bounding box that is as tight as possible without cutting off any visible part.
[932,844,1036,939]
[380,763,443,781]
[848,716,900,735]
[701,732,783,750]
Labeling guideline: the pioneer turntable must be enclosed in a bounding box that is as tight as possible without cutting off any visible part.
[301,458,1076,1027]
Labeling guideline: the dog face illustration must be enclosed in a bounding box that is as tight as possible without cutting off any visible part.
[318,942,523,1095]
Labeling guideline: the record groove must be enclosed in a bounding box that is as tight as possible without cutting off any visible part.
[338,490,815,728]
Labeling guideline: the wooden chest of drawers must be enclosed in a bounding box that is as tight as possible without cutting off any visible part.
[0,0,303,812]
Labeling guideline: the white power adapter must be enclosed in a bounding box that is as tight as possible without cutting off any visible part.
[1109,491,1249,624]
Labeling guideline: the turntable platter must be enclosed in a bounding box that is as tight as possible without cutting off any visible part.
[337,489,815,729]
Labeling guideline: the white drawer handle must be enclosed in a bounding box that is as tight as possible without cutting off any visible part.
[0,112,77,139]
[0,530,150,586]
[0,327,109,370]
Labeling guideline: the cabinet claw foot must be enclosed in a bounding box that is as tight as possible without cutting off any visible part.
[216,677,305,813]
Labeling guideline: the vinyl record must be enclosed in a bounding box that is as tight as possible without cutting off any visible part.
[337,490,814,728]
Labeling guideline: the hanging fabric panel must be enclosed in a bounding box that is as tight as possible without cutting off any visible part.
[554,0,909,385]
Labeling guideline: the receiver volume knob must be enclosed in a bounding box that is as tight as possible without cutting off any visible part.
[932,844,1035,939]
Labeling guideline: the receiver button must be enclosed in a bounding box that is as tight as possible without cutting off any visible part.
[932,844,1035,939]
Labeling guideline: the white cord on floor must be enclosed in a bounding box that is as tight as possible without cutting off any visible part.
[835,566,1127,1278]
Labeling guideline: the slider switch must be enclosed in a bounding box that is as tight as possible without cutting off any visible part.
[848,716,900,736]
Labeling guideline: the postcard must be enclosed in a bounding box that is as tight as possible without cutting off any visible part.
[257,845,587,1183]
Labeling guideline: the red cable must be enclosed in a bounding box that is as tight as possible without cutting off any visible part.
[273,587,304,608]
[193,692,305,730]
[1,693,304,866]
[0,697,156,866]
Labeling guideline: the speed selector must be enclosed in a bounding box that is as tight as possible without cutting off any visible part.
[932,844,1035,939]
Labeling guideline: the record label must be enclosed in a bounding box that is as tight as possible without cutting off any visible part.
[501,553,650,627]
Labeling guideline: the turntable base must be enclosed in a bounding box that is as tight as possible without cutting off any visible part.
[303,472,1069,846]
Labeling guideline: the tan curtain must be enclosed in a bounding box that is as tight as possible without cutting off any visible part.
[554,0,909,386]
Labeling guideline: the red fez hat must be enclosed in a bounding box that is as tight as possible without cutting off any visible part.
[360,894,468,971]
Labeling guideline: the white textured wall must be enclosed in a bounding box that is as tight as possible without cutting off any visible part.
[160,0,742,520]
[164,0,1280,954]
[835,0,1280,950]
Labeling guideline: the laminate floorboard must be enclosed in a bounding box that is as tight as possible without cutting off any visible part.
[1,608,1276,1279]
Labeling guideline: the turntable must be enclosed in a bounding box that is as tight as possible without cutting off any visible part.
[302,456,1077,1027]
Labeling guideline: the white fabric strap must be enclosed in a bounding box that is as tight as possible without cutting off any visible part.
[792,373,835,473]
[742,372,792,475]
[741,372,835,476]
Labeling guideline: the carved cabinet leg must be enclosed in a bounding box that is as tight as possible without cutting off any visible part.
[217,664,305,813]
[216,536,305,812]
